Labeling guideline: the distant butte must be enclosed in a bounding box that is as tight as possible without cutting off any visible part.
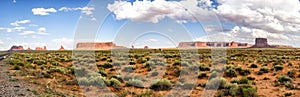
[59,45,65,50]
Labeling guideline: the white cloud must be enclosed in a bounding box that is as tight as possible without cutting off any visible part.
[19,31,35,35]
[32,8,57,15]
[107,0,214,23]
[13,0,16,3]
[37,27,49,35]
[0,40,3,45]
[52,37,74,49]
[10,20,30,26]
[29,24,38,27]
[13,27,25,32]
[59,7,95,15]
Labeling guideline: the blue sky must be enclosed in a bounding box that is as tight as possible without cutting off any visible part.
[0,0,300,50]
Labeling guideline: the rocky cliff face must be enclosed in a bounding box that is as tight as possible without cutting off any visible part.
[76,42,126,50]
[59,45,65,50]
[9,46,24,51]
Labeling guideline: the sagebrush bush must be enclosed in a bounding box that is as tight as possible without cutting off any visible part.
[150,78,172,90]
[206,77,227,89]
[126,79,143,87]
[225,68,237,77]
[249,64,258,68]
[198,72,207,79]
[110,78,122,89]
[278,75,291,84]
[274,65,284,71]
[287,70,296,78]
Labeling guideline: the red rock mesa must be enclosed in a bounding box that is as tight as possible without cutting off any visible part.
[76,42,126,50]
[9,45,24,51]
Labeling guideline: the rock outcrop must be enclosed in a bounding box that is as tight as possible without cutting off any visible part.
[59,45,65,50]
[35,46,47,51]
[76,42,126,50]
[9,46,24,51]
[178,41,252,48]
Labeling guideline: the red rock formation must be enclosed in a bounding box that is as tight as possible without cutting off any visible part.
[144,46,149,49]
[27,47,32,50]
[35,46,47,51]
[76,42,126,50]
[251,38,271,48]
[9,45,24,51]
[59,45,65,50]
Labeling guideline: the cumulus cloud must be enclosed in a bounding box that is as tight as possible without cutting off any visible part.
[10,20,30,26]
[215,0,300,34]
[37,27,49,35]
[59,7,95,15]
[107,0,214,23]
[0,27,12,32]
[32,8,57,15]
[19,31,35,35]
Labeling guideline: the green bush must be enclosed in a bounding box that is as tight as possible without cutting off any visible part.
[103,62,113,68]
[225,68,237,77]
[239,68,251,76]
[239,85,258,97]
[110,78,122,89]
[287,70,296,78]
[126,79,143,88]
[199,64,210,71]
[274,65,284,71]
[206,77,227,89]
[259,67,269,73]
[198,72,207,79]
[150,78,172,90]
[239,78,250,84]
[250,64,258,68]
[278,75,291,84]
[12,64,20,70]
[283,92,293,97]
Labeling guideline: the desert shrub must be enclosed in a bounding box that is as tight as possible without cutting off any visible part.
[247,76,255,80]
[89,76,108,87]
[49,67,64,74]
[278,75,291,84]
[239,68,251,76]
[182,83,195,89]
[78,77,89,86]
[52,61,60,66]
[198,72,207,79]
[12,64,20,70]
[101,57,107,61]
[230,78,240,84]
[123,65,135,73]
[7,59,24,66]
[283,92,293,97]
[42,72,51,78]
[250,64,258,68]
[150,79,172,90]
[173,60,181,66]
[209,71,218,79]
[138,90,152,97]
[103,62,113,68]
[34,60,46,65]
[151,71,159,76]
[259,67,269,73]
[225,68,237,77]
[129,61,136,65]
[74,67,87,76]
[110,78,122,89]
[274,65,284,71]
[98,69,108,76]
[206,77,227,89]
[239,78,250,84]
[239,85,258,97]
[137,58,147,64]
[111,75,123,82]
[199,64,210,71]
[287,70,296,78]
[126,79,143,87]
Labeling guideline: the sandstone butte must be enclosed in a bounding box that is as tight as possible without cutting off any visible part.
[7,38,294,51]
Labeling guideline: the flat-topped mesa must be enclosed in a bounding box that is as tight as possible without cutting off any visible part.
[251,38,293,48]
[35,46,47,51]
[76,42,127,50]
[9,45,24,51]
[178,41,252,48]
